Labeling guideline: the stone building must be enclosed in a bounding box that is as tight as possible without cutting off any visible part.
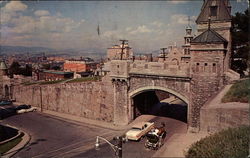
[38,70,73,81]
[158,22,193,68]
[188,0,239,129]
[196,0,232,72]
[107,43,134,60]
[63,59,97,73]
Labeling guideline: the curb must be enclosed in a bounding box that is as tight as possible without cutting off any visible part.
[0,127,20,145]
[1,127,31,158]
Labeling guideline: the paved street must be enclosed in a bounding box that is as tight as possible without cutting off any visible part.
[2,112,118,158]
[75,116,187,158]
[1,112,187,158]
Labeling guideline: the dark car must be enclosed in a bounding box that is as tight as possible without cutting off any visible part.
[0,100,12,106]
[15,104,31,111]
[0,107,16,119]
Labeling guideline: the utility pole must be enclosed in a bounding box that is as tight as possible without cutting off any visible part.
[40,86,43,112]
[117,136,122,158]
[160,48,167,61]
[119,40,128,60]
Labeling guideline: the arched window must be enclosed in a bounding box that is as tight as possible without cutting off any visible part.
[172,59,179,65]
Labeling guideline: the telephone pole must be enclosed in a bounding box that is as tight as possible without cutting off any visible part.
[160,48,167,61]
[119,40,128,60]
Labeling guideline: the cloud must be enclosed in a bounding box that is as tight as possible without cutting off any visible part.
[5,1,27,12]
[151,21,163,27]
[168,1,187,4]
[170,14,196,25]
[1,1,86,49]
[129,25,153,34]
[34,10,50,17]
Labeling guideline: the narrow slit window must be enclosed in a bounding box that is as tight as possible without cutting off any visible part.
[196,63,200,72]
[212,63,216,73]
[204,63,208,72]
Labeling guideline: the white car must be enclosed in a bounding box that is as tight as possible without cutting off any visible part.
[125,122,155,141]
[17,107,37,114]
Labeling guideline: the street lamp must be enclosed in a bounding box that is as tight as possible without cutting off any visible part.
[95,136,126,158]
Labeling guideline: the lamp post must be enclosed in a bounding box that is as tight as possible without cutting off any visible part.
[95,136,126,158]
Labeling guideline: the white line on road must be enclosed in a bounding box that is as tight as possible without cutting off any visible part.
[31,130,118,158]
[50,134,117,158]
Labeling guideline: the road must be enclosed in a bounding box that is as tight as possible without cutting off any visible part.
[1,112,118,158]
[74,116,187,158]
[1,112,187,158]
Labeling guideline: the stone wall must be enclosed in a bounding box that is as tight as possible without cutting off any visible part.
[13,77,114,122]
[200,103,249,133]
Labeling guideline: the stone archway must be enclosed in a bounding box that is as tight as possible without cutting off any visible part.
[129,86,189,104]
[129,86,189,123]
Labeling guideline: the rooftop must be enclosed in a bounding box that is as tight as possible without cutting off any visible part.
[196,0,231,23]
[191,28,227,44]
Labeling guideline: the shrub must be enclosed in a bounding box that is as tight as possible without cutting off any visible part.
[39,79,66,85]
[0,134,23,155]
[222,78,250,103]
[185,126,250,158]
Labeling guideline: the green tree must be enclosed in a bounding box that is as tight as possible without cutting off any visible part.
[9,61,21,77]
[231,9,249,77]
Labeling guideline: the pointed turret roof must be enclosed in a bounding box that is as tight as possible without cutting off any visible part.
[0,61,7,70]
[191,28,227,44]
[196,0,231,23]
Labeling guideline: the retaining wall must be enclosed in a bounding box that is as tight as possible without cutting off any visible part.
[200,103,249,133]
[13,77,114,122]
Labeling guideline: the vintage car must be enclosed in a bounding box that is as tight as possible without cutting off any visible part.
[145,123,167,150]
[16,107,37,114]
[125,122,154,141]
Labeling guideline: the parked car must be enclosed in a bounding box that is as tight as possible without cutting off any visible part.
[0,107,16,119]
[125,122,155,141]
[16,107,37,114]
[0,100,12,106]
[15,104,31,111]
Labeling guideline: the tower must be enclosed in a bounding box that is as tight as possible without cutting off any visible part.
[183,16,193,55]
[196,0,232,71]
[188,0,232,131]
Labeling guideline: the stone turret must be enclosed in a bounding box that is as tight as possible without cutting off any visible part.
[196,0,232,71]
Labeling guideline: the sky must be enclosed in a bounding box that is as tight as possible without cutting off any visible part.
[0,0,248,54]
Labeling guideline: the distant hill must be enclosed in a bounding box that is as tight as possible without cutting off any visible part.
[0,45,106,60]
[0,45,55,53]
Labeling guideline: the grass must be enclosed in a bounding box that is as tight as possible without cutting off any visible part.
[0,133,23,155]
[21,81,38,86]
[185,126,250,158]
[66,76,101,83]
[39,79,66,85]
[221,78,250,103]
[22,76,101,85]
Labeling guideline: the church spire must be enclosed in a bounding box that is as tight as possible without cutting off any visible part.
[196,0,231,24]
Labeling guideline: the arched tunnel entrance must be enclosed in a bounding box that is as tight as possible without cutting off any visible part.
[132,90,188,122]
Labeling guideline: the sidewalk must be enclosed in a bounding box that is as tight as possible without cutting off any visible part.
[13,102,155,132]
[153,132,209,157]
